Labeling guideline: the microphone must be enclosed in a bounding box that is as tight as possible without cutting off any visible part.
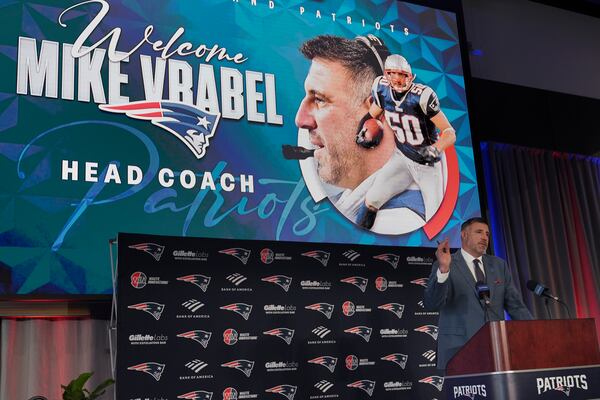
[476,282,491,305]
[526,280,559,301]
[282,145,315,160]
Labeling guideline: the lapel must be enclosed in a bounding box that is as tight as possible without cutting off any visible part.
[452,251,479,298]
[482,254,497,302]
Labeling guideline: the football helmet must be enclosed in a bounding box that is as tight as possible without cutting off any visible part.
[384,54,414,92]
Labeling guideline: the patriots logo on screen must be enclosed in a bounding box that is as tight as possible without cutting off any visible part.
[127,362,165,381]
[347,380,376,397]
[220,360,255,377]
[305,303,334,319]
[219,248,251,265]
[100,101,220,159]
[128,243,165,261]
[381,353,408,369]
[177,390,213,400]
[301,250,330,266]
[344,326,372,342]
[340,276,368,292]
[177,330,212,348]
[261,275,292,292]
[220,303,253,320]
[177,274,211,292]
[128,302,165,320]
[377,303,405,319]
[308,356,337,373]
[414,325,439,340]
[265,385,297,400]
[373,253,400,269]
[419,376,444,391]
[411,277,429,287]
[263,328,295,345]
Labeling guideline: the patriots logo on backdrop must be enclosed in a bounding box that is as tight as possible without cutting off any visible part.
[220,360,255,377]
[377,303,405,319]
[177,330,212,348]
[220,303,253,320]
[100,101,220,159]
[265,385,298,400]
[177,274,211,292]
[411,277,429,287]
[177,390,213,400]
[301,250,330,266]
[127,362,165,381]
[261,275,293,292]
[344,326,373,342]
[419,376,444,391]
[263,328,295,345]
[373,253,400,269]
[305,303,334,319]
[347,380,376,397]
[219,248,251,265]
[128,243,165,261]
[128,302,165,320]
[340,276,368,292]
[308,356,338,373]
[381,353,408,369]
[414,325,439,340]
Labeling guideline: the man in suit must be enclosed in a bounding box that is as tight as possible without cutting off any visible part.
[424,217,532,370]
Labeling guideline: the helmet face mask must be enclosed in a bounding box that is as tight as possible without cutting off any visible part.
[384,54,414,93]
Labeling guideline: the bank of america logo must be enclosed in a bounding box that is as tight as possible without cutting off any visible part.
[342,250,360,261]
[314,380,334,393]
[373,253,400,268]
[177,274,211,292]
[128,243,165,261]
[419,376,444,391]
[422,350,436,362]
[226,273,247,286]
[177,390,213,400]
[219,248,251,264]
[301,250,330,266]
[100,101,221,160]
[312,326,331,339]
[418,300,425,308]
[347,380,375,397]
[177,330,211,348]
[128,302,165,320]
[185,359,208,373]
[127,362,165,381]
[182,299,205,313]
[340,276,368,292]
[414,325,439,340]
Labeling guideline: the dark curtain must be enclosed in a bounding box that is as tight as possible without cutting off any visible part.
[481,142,600,337]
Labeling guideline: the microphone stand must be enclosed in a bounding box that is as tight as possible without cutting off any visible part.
[544,298,552,319]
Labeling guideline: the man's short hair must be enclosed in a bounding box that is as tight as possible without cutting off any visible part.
[460,217,488,231]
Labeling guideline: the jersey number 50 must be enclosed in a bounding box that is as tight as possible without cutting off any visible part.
[385,112,424,145]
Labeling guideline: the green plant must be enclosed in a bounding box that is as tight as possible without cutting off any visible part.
[61,372,115,400]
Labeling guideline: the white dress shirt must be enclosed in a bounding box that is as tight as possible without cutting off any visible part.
[436,249,485,283]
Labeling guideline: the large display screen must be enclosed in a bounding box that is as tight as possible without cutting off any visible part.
[0,0,481,295]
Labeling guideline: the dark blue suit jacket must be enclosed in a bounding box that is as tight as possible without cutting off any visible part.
[424,251,533,369]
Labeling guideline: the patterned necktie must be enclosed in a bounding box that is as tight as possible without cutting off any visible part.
[473,258,485,283]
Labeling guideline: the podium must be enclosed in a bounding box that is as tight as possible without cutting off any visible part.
[444,319,600,399]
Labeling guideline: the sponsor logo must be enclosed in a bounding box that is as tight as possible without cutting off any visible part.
[345,355,376,370]
[261,275,292,292]
[173,250,209,261]
[185,359,209,373]
[383,381,413,392]
[419,376,444,391]
[263,328,294,345]
[222,388,258,400]
[129,243,165,261]
[100,100,220,160]
[414,300,439,316]
[414,325,439,340]
[127,362,165,381]
[128,302,165,320]
[226,273,247,286]
[536,374,588,396]
[301,250,330,266]
[177,390,213,400]
[344,326,372,342]
[340,276,368,292]
[406,256,434,265]
[342,250,360,261]
[220,303,253,320]
[453,384,487,399]
[265,385,297,400]
[221,360,255,377]
[377,303,405,319]
[265,361,299,372]
[177,330,211,348]
[131,272,147,289]
[182,299,205,313]
[347,380,375,397]
[300,280,332,290]
[381,353,408,369]
[223,329,257,345]
[375,276,388,291]
[308,356,337,373]
[312,326,331,339]
[373,253,400,268]
[305,303,334,319]
[342,301,371,316]
[423,350,437,362]
[314,380,334,393]
[410,277,428,287]
[264,304,296,315]
[380,328,409,338]
[177,274,211,292]
[260,248,274,264]
[219,248,251,265]
[129,333,168,345]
